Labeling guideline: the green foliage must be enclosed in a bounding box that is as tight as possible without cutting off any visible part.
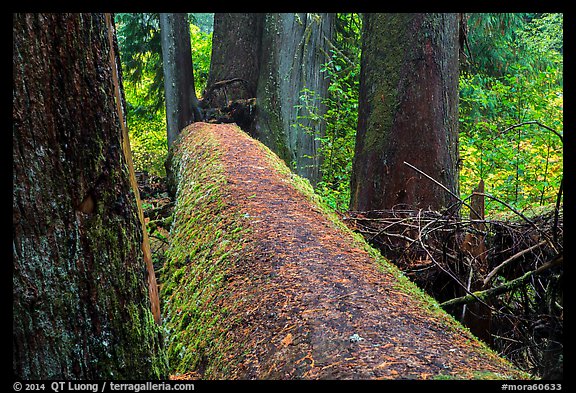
[116,13,214,110]
[188,23,213,98]
[115,13,164,112]
[190,13,214,34]
[308,13,563,216]
[116,14,213,177]
[465,13,563,78]
[459,13,563,215]
[314,52,360,211]
[122,58,167,176]
[116,13,166,177]
[465,13,527,76]
[297,13,362,211]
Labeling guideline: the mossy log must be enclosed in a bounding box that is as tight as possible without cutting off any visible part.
[162,123,527,380]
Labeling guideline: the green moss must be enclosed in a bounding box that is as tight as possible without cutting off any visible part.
[360,14,408,154]
[161,125,250,377]
[434,370,530,380]
[257,85,292,165]
[87,213,168,378]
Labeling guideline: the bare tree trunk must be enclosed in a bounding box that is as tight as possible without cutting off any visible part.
[160,13,202,148]
[13,13,166,379]
[350,13,460,212]
[252,13,334,186]
[203,13,264,108]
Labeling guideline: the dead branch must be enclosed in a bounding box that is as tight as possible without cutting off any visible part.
[403,161,483,219]
[475,192,559,254]
[345,204,562,323]
[500,121,563,143]
[414,213,495,311]
[483,240,547,288]
[440,254,562,309]
[210,77,250,89]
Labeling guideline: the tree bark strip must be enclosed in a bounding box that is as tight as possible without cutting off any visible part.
[160,13,202,149]
[252,13,334,185]
[203,13,264,108]
[104,13,161,324]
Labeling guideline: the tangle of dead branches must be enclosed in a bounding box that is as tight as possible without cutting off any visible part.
[344,184,562,379]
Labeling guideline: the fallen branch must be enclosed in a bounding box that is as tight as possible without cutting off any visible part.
[210,77,249,89]
[403,161,482,220]
[476,192,559,255]
[345,204,562,315]
[483,240,547,288]
[440,254,562,309]
[415,213,495,312]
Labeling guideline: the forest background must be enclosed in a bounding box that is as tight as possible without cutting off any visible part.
[116,13,563,216]
[114,13,563,378]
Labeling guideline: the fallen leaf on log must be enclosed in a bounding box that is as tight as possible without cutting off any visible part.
[281,332,293,347]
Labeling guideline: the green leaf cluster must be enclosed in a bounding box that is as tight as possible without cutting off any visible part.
[188,23,213,98]
[459,13,563,215]
[116,13,213,177]
[115,13,164,112]
[296,13,362,211]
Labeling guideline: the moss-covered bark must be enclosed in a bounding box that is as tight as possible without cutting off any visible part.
[252,14,291,163]
[13,13,166,379]
[350,13,460,212]
[162,124,249,376]
[252,13,333,186]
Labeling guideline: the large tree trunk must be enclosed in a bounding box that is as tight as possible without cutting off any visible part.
[252,13,334,186]
[13,13,166,379]
[203,13,264,108]
[350,13,460,212]
[160,13,202,148]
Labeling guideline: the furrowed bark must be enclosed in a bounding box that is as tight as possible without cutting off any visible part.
[350,13,460,212]
[13,13,166,379]
[252,13,334,186]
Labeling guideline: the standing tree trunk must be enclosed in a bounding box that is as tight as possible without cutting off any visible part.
[350,13,460,212]
[203,13,264,108]
[13,13,166,379]
[160,13,202,148]
[160,13,203,198]
[252,13,334,186]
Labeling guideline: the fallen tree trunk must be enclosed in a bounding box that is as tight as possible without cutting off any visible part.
[161,122,527,380]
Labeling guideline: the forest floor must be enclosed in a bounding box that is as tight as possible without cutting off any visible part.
[140,123,527,380]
